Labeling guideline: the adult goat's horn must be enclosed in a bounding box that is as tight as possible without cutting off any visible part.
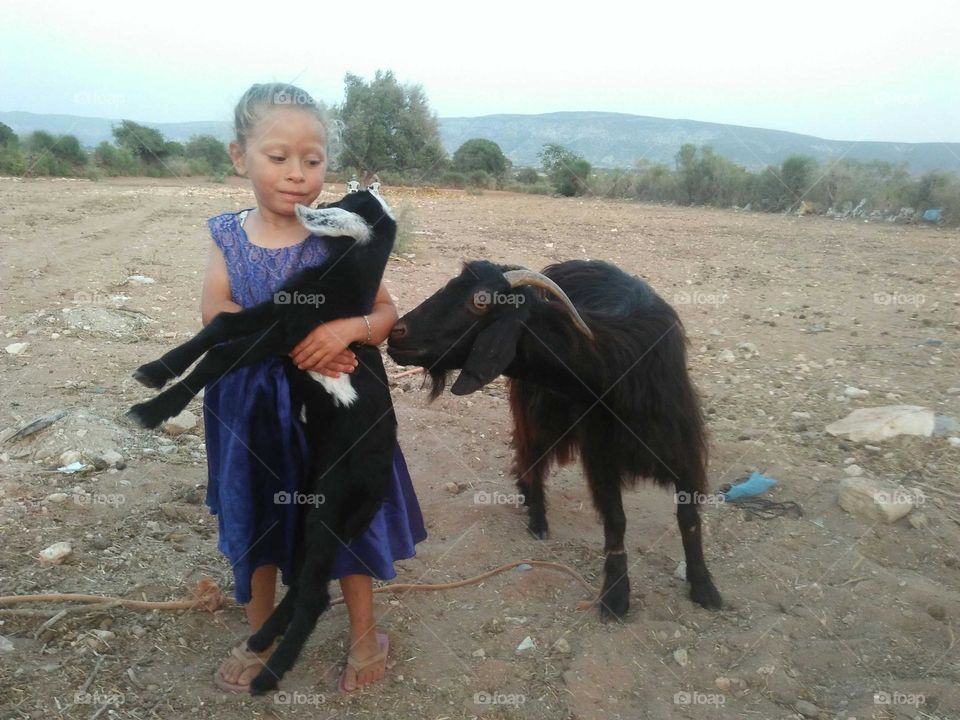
[503,269,595,340]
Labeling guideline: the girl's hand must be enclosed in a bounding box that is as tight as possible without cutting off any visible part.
[290,319,359,376]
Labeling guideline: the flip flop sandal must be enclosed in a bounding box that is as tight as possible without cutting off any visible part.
[214,643,273,694]
[338,631,389,693]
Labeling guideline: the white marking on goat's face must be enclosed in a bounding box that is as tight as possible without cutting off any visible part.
[307,371,359,407]
[295,204,371,244]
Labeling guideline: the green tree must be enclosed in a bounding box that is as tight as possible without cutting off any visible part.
[453,138,509,179]
[515,167,539,184]
[0,122,17,147]
[185,135,232,171]
[336,70,447,184]
[112,120,170,162]
[538,143,590,196]
[780,155,818,208]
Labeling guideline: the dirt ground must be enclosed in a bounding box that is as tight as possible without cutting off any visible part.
[0,176,958,720]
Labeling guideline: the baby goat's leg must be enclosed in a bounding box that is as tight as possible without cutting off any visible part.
[247,585,299,653]
[248,539,336,694]
[127,328,287,428]
[133,303,275,388]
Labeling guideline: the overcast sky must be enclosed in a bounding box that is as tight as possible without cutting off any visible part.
[3,0,957,143]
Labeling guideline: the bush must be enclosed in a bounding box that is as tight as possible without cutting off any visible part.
[514,167,540,184]
[185,135,232,172]
[453,139,509,180]
[440,170,467,188]
[468,169,492,189]
[539,144,591,196]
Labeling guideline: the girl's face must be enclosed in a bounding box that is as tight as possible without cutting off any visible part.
[230,107,327,216]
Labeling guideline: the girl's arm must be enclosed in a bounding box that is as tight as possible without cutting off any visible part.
[290,281,399,374]
[200,242,241,326]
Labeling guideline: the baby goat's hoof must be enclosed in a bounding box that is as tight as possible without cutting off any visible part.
[689,579,723,610]
[133,361,174,389]
[125,403,165,430]
[248,670,279,696]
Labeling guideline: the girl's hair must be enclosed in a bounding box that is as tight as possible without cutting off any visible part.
[233,83,330,149]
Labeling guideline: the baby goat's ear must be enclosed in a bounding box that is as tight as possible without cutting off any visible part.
[451,316,524,396]
[294,204,372,244]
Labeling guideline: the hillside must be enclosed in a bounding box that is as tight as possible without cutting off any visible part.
[2,110,957,173]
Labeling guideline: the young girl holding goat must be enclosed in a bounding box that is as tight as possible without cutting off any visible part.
[202,82,426,693]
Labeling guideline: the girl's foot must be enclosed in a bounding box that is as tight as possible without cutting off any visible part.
[339,631,389,692]
[215,641,277,693]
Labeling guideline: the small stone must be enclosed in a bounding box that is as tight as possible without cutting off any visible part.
[183,486,203,504]
[794,699,820,718]
[516,636,536,653]
[127,274,155,284]
[844,464,864,477]
[673,648,689,667]
[674,561,687,580]
[715,677,731,690]
[472,648,486,658]
[552,638,571,654]
[718,349,736,363]
[843,386,870,398]
[45,492,69,503]
[145,521,161,532]
[92,534,111,550]
[792,412,812,420]
[158,445,177,454]
[59,450,82,466]
[4,342,28,355]
[838,477,917,523]
[162,410,197,436]
[39,541,73,565]
[443,482,463,495]
[928,605,947,622]
[946,387,960,396]
[908,512,928,529]
[949,437,960,448]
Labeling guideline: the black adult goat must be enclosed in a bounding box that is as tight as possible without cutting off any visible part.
[127,190,398,694]
[387,259,722,619]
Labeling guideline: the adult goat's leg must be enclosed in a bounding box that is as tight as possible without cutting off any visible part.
[676,493,722,609]
[134,303,276,388]
[582,446,630,621]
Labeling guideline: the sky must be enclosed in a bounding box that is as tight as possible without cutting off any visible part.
[3,0,958,143]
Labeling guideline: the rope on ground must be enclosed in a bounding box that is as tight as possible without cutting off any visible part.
[0,559,600,615]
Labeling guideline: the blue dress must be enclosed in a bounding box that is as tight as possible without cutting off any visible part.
[202,208,427,604]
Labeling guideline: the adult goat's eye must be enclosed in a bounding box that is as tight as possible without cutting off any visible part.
[469,291,491,314]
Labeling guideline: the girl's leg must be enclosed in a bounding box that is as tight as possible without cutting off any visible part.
[218,564,278,687]
[339,574,387,690]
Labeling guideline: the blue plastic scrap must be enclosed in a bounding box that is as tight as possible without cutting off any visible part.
[722,471,777,500]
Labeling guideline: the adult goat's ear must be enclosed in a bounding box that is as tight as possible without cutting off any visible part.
[450,317,524,396]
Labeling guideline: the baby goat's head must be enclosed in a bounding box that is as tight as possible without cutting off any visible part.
[387,260,593,398]
[294,189,395,243]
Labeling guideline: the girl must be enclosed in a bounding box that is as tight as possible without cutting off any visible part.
[203,82,426,693]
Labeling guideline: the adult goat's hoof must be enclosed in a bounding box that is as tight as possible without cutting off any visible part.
[689,579,723,610]
[133,361,174,389]
[597,574,630,621]
[248,670,279,696]
[526,514,549,540]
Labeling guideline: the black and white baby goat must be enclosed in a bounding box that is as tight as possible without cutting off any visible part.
[387,260,722,619]
[128,190,398,693]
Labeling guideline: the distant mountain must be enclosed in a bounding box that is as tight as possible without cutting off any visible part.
[438,112,960,173]
[3,110,958,174]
